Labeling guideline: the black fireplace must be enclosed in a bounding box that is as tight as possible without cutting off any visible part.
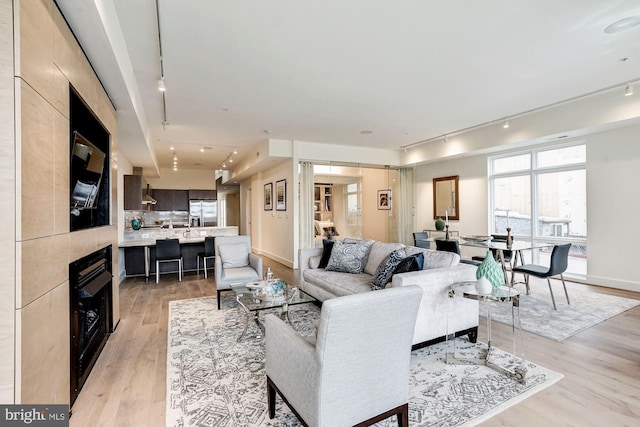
[69,246,113,406]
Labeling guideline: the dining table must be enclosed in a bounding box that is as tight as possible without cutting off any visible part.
[456,237,553,288]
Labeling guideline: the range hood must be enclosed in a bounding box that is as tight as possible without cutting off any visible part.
[142,184,156,205]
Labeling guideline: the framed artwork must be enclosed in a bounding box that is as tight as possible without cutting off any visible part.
[276,179,287,211]
[377,189,391,210]
[264,183,273,210]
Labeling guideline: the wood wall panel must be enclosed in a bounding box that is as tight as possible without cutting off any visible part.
[18,282,70,404]
[19,234,69,308]
[0,0,16,404]
[20,81,55,241]
[52,7,72,89]
[18,0,55,103]
[54,106,69,235]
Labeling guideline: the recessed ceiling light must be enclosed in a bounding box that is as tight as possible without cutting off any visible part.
[360,130,372,135]
[169,144,175,151]
[233,149,238,154]
[503,119,510,129]
[200,146,205,152]
[222,163,226,168]
[604,16,640,34]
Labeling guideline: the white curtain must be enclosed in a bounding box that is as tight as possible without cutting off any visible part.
[299,162,315,249]
[397,167,414,245]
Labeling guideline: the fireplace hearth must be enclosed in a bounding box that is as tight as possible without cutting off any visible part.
[69,246,113,406]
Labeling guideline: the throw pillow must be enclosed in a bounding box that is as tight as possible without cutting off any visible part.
[370,248,407,290]
[309,255,322,269]
[325,240,374,274]
[218,243,249,268]
[318,239,335,269]
[393,252,425,275]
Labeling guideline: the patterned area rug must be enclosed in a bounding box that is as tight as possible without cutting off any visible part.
[479,287,640,341]
[167,296,563,427]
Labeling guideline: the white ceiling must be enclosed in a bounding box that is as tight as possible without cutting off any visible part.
[56,0,640,175]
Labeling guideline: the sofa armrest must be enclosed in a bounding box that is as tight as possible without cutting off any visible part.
[298,247,323,286]
[249,253,263,278]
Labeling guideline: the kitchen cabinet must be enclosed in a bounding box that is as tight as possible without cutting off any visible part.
[124,175,152,210]
[152,189,189,211]
[188,189,216,200]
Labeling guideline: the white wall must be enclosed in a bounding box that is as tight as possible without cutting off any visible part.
[252,159,295,267]
[415,122,640,292]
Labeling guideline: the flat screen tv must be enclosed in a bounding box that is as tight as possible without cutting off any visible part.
[70,131,106,216]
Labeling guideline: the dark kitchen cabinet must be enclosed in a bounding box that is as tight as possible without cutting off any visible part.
[152,189,189,211]
[124,175,151,210]
[188,189,216,200]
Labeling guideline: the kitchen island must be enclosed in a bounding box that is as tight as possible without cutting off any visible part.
[119,226,238,279]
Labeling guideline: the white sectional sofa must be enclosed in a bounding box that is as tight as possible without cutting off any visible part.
[298,240,479,348]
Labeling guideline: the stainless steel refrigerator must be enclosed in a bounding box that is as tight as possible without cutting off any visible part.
[189,200,217,227]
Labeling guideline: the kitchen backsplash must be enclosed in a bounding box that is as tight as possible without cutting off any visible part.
[124,210,189,229]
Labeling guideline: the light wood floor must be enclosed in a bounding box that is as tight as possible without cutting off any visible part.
[69,259,640,427]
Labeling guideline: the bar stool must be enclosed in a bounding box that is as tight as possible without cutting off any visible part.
[155,239,182,283]
[197,236,215,278]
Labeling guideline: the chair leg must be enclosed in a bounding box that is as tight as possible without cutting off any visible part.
[560,273,570,305]
[547,278,557,310]
[204,258,208,279]
[178,258,183,281]
[397,403,408,427]
[524,273,530,295]
[217,289,221,309]
[156,260,159,284]
[196,256,200,276]
[267,377,277,419]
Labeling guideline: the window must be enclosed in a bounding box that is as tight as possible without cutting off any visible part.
[489,143,587,275]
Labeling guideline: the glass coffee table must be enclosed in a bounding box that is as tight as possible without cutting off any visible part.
[447,281,528,384]
[231,281,317,342]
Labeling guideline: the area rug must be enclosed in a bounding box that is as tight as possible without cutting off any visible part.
[479,286,640,341]
[167,296,563,427]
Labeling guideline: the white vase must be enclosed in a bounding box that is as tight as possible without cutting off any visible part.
[475,277,492,294]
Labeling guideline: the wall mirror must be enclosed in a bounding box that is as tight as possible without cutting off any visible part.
[433,175,459,220]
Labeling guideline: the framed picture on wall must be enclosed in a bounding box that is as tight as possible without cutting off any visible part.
[264,183,273,210]
[276,179,287,211]
[377,189,391,210]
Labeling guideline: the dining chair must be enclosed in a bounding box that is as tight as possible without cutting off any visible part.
[412,231,430,249]
[511,243,571,310]
[435,239,480,266]
[155,239,182,283]
[196,236,215,278]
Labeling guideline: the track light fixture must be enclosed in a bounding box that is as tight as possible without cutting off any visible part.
[158,78,166,92]
[625,83,634,96]
[443,135,448,143]
[503,119,510,129]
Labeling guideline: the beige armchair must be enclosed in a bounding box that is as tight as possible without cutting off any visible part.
[265,285,422,426]
[214,236,263,309]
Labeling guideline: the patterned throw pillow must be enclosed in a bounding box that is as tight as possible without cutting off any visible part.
[325,240,374,274]
[370,248,407,290]
[393,252,425,275]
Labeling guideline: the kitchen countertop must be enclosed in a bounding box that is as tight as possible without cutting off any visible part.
[118,237,208,248]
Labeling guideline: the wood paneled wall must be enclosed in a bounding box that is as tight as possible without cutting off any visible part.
[5,0,119,405]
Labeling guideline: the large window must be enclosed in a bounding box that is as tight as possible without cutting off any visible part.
[489,143,586,275]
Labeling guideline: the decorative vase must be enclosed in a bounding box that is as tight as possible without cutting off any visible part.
[476,250,503,289]
[131,218,142,230]
[475,277,492,294]
[435,217,445,231]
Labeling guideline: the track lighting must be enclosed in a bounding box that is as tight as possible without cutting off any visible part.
[169,144,175,151]
[443,135,448,143]
[200,146,205,152]
[503,119,510,129]
[625,83,634,96]
[158,78,166,92]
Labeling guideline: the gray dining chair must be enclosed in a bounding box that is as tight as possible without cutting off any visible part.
[512,243,571,310]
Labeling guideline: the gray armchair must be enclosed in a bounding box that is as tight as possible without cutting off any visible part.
[265,285,422,427]
[214,235,263,309]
